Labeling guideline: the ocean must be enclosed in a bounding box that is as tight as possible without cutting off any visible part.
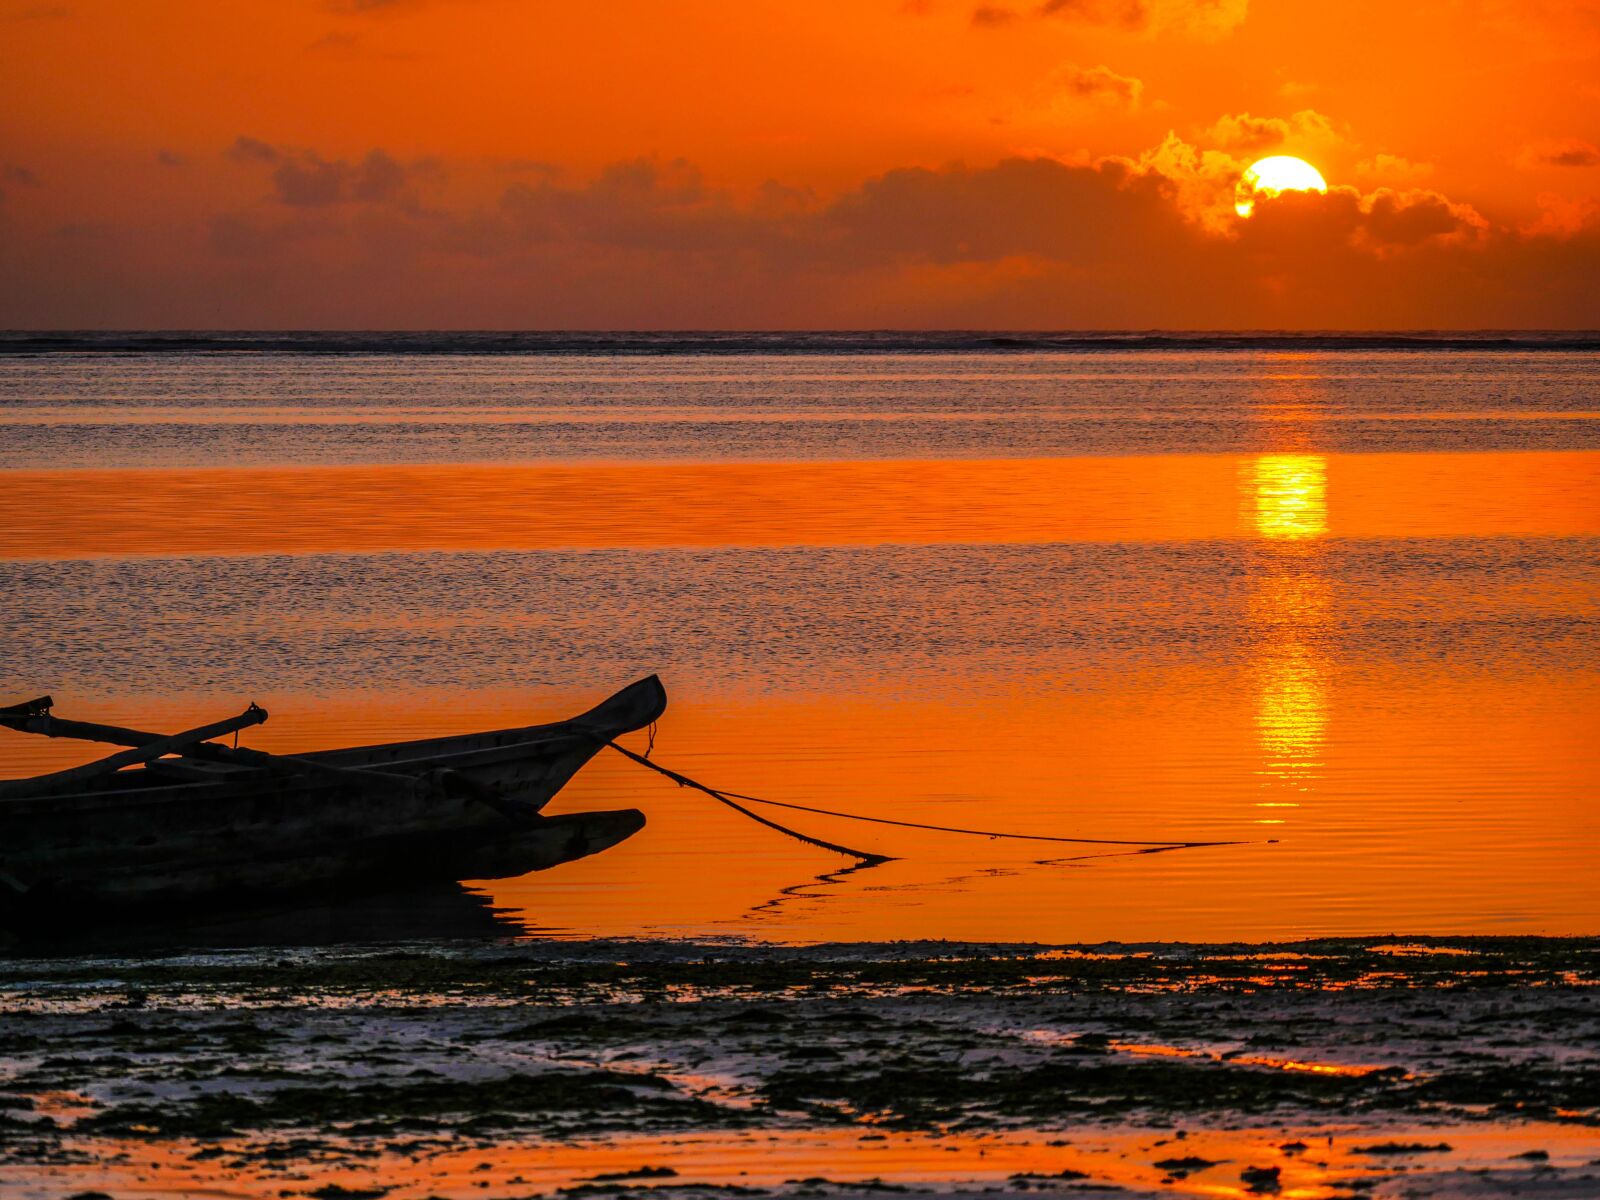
[2,336,1596,941]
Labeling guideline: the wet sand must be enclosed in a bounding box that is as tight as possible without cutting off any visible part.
[2,937,1597,1198]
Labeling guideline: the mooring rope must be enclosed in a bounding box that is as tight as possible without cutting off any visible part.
[606,741,893,864]
[607,740,1246,861]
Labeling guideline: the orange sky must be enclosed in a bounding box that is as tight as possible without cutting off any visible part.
[2,0,1598,327]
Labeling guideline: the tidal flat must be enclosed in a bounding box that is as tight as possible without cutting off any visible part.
[1,937,1597,1199]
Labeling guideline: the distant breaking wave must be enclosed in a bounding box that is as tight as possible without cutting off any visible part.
[3,330,1600,355]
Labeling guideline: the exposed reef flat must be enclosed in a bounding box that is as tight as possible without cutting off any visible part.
[1,937,1597,1198]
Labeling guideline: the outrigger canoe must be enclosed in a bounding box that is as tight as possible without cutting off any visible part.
[0,676,665,930]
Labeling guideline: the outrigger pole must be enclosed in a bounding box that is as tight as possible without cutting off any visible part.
[0,698,532,815]
[0,701,270,800]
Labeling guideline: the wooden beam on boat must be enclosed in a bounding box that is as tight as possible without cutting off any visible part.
[195,742,452,802]
[3,706,259,749]
[141,757,255,783]
[9,709,433,801]
[2,696,566,823]
[0,706,270,801]
[0,696,53,725]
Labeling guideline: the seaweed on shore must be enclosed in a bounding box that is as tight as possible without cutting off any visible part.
[762,1054,1395,1128]
[77,1069,742,1140]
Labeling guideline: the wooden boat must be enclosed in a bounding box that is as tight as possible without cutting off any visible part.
[0,675,665,931]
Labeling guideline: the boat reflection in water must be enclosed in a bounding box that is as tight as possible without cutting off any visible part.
[6,883,532,955]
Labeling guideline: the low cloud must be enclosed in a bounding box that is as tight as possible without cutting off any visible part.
[1130,112,1349,231]
[228,138,433,208]
[322,0,419,12]
[12,137,1600,328]
[970,4,1019,25]
[2,5,71,21]
[307,31,362,55]
[974,0,1246,34]
[1355,154,1433,186]
[1205,109,1340,156]
[227,136,280,164]
[1522,193,1600,237]
[1358,187,1487,248]
[1055,64,1143,108]
[1136,131,1246,230]
[1038,0,1149,28]
[1519,139,1600,168]
[1237,184,1487,257]
[496,158,759,251]
[215,142,1504,273]
[0,163,40,207]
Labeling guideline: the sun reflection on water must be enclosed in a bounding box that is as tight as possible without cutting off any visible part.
[1255,643,1328,789]
[1246,452,1332,796]
[1249,453,1329,541]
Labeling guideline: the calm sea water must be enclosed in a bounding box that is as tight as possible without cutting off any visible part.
[2,346,1596,941]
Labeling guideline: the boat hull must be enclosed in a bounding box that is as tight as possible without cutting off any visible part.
[0,676,664,930]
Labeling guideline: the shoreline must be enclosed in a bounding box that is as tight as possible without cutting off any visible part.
[3,937,1596,1198]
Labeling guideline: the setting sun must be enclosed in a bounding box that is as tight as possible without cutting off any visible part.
[1235,155,1330,218]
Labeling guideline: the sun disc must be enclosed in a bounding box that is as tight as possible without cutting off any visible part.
[1235,155,1328,218]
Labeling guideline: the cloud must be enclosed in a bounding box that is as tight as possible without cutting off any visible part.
[1136,131,1248,230]
[1357,187,1487,248]
[462,147,1491,278]
[322,0,419,11]
[973,0,1246,34]
[227,136,280,164]
[1037,0,1149,28]
[15,139,1600,328]
[0,163,40,207]
[497,158,763,253]
[273,156,348,206]
[1055,63,1143,108]
[1131,110,1349,229]
[156,149,188,168]
[815,156,1183,267]
[1162,0,1248,32]
[1523,193,1600,237]
[2,4,70,20]
[306,31,362,55]
[1519,139,1600,168]
[320,0,488,13]
[208,142,1504,268]
[208,211,343,258]
[277,149,417,206]
[1355,153,1433,186]
[970,4,1019,25]
[1204,109,1340,156]
[1043,0,1246,34]
[227,139,433,207]
[1235,184,1487,258]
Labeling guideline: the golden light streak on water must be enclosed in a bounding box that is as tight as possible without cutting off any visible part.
[1247,452,1332,797]
[1254,642,1329,791]
[1249,453,1329,541]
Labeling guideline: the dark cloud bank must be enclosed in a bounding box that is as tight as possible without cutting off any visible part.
[4,141,1598,328]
